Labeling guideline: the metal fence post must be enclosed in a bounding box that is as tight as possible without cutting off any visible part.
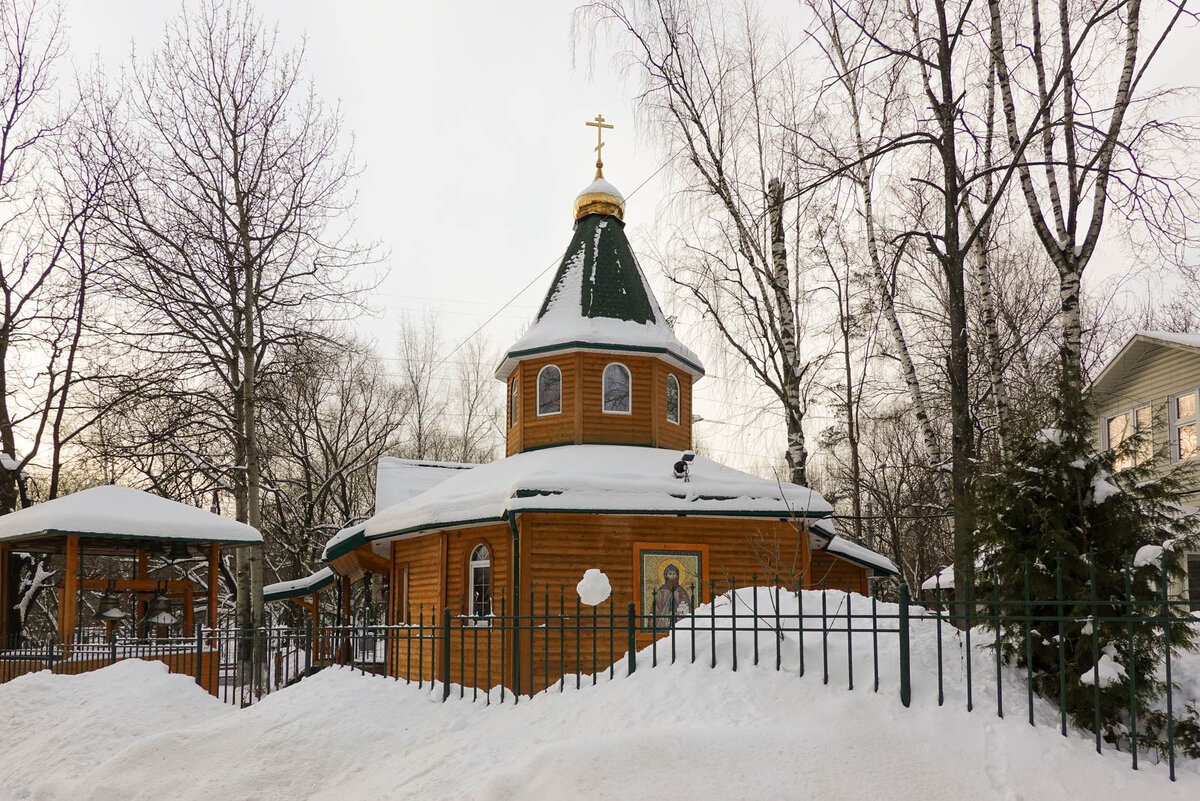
[304,617,313,676]
[899,582,911,708]
[627,602,637,675]
[441,607,452,702]
[194,627,204,686]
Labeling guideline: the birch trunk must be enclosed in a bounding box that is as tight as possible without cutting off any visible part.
[822,10,942,469]
[768,178,807,486]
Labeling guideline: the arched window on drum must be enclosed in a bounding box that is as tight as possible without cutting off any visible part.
[537,364,562,416]
[602,362,631,414]
[666,373,680,424]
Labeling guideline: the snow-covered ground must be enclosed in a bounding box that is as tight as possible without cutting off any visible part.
[2,589,1198,800]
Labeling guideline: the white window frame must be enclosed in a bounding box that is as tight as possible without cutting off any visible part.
[602,362,632,415]
[1101,403,1152,470]
[467,543,491,620]
[665,373,680,425]
[1169,389,1199,463]
[536,364,562,417]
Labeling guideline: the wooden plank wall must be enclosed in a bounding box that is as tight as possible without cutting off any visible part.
[506,352,695,455]
[378,514,872,692]
[521,513,812,613]
[808,551,869,594]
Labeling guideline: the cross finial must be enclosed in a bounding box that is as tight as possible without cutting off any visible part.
[585,114,614,179]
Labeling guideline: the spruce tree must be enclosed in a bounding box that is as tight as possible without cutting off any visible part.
[974,385,1199,755]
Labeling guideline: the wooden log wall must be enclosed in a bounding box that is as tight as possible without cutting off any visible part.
[506,352,694,455]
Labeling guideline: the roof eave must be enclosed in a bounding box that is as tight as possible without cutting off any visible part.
[495,341,705,381]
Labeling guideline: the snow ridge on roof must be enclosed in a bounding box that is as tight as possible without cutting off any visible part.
[0,485,261,544]
[364,445,831,541]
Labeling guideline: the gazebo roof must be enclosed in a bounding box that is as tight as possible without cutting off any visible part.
[0,485,261,546]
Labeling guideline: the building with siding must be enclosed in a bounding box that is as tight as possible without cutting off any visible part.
[1090,330,1200,601]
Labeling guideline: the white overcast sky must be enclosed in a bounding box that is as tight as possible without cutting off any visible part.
[57,1,1200,475]
[62,0,669,354]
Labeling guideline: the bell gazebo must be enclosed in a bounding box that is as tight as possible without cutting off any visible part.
[0,485,260,688]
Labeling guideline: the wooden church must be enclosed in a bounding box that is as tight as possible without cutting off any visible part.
[318,124,895,690]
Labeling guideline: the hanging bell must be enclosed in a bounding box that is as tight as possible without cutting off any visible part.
[143,592,178,626]
[144,540,166,557]
[93,590,126,621]
[167,541,191,562]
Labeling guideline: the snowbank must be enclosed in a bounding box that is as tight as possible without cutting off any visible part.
[3,590,1199,800]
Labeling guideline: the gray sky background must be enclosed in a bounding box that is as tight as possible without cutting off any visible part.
[63,0,666,354]
[57,0,1200,475]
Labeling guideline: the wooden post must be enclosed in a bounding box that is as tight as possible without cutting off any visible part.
[338,574,351,663]
[58,535,80,644]
[183,585,194,633]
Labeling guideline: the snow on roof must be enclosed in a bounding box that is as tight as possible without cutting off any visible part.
[920,565,955,591]
[375,457,479,513]
[576,177,624,202]
[363,445,832,543]
[497,215,703,379]
[322,523,365,561]
[1135,330,1200,349]
[0,485,261,544]
[824,536,898,576]
[264,567,336,601]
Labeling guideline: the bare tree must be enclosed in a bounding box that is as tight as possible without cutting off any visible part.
[101,0,374,645]
[259,334,408,590]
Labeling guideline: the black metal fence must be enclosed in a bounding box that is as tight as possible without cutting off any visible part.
[1,576,1196,782]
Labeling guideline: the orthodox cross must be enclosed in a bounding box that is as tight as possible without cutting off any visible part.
[586,114,613,178]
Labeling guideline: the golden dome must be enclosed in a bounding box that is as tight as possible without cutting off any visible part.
[574,177,625,221]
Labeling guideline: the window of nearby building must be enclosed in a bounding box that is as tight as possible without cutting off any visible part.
[1171,389,1199,462]
[1189,554,1200,612]
[666,374,680,424]
[1104,404,1152,471]
[468,543,491,619]
[537,365,562,416]
[602,363,632,413]
[510,380,518,427]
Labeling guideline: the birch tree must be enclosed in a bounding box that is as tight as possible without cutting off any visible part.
[986,0,1198,400]
[584,0,827,485]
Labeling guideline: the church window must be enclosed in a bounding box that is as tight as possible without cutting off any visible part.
[666,374,680,424]
[468,543,491,620]
[537,365,562,416]
[510,380,518,427]
[603,363,631,413]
